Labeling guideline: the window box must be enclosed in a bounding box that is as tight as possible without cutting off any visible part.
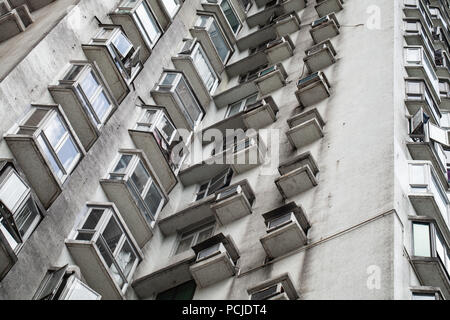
[4,105,85,208]
[100,150,167,247]
[408,161,450,246]
[242,96,279,129]
[151,71,205,131]
[190,233,239,287]
[158,179,254,235]
[246,0,306,29]
[33,265,101,300]
[109,0,163,62]
[286,108,325,149]
[172,39,220,108]
[82,26,143,104]
[275,152,319,199]
[201,0,242,44]
[295,71,331,107]
[49,61,118,151]
[304,39,337,73]
[0,159,43,280]
[190,12,234,75]
[66,203,143,300]
[9,0,55,12]
[247,273,299,300]
[211,184,253,225]
[405,78,441,125]
[310,13,340,44]
[132,249,197,299]
[410,219,450,299]
[407,108,448,188]
[129,106,183,192]
[265,35,295,65]
[273,11,301,37]
[315,0,344,18]
[404,46,440,101]
[259,202,309,259]
[254,63,288,95]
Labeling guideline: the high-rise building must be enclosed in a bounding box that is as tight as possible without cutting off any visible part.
[0,0,449,300]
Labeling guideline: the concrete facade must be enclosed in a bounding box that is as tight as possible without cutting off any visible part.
[0,0,449,300]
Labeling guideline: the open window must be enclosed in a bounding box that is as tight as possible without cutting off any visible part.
[110,0,163,62]
[151,71,205,131]
[100,150,167,247]
[260,202,309,258]
[248,273,299,300]
[190,233,239,287]
[82,26,143,104]
[129,105,184,192]
[49,61,118,151]
[66,203,143,299]
[172,39,220,108]
[33,265,101,300]
[4,105,84,208]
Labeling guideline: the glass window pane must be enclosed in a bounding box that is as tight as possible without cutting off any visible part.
[14,197,39,237]
[413,223,431,257]
[144,182,163,218]
[192,46,217,92]
[162,0,179,18]
[102,217,123,253]
[112,32,133,57]
[175,77,202,127]
[113,154,133,174]
[220,0,240,33]
[80,72,100,100]
[44,114,67,148]
[116,240,136,278]
[56,136,79,172]
[91,91,111,121]
[0,171,29,212]
[82,209,104,230]
[63,65,83,81]
[162,73,177,86]
[196,227,214,244]
[63,278,100,300]
[208,21,230,62]
[131,161,150,194]
[135,3,161,46]
[157,116,175,143]
[37,135,63,179]
[140,109,157,124]
[176,235,194,254]
[226,101,244,118]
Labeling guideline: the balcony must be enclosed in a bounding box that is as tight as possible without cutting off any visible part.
[226,36,294,78]
[201,0,242,44]
[100,150,168,247]
[286,108,325,149]
[109,0,163,62]
[151,71,205,131]
[246,0,306,29]
[158,180,255,235]
[403,0,434,24]
[202,96,278,139]
[259,202,310,259]
[315,0,344,18]
[172,39,219,109]
[295,71,331,107]
[132,249,197,299]
[235,11,300,51]
[405,78,441,125]
[275,152,319,199]
[404,46,440,102]
[304,39,337,73]
[403,20,436,60]
[4,105,85,209]
[190,13,234,75]
[129,106,183,193]
[82,26,143,104]
[407,108,448,188]
[190,233,239,287]
[409,220,450,299]
[408,161,450,246]
[310,13,340,44]
[66,203,143,300]
[248,273,299,300]
[0,4,32,43]
[49,61,118,151]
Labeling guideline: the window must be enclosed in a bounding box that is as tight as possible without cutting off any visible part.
[191,43,218,93]
[195,168,233,201]
[156,72,204,129]
[73,206,140,290]
[0,164,41,253]
[209,0,240,34]
[439,80,450,98]
[175,223,215,255]
[225,93,258,118]
[161,0,181,18]
[34,265,101,300]
[156,280,196,300]
[35,112,81,181]
[109,153,165,223]
[118,0,162,48]
[196,15,231,62]
[412,291,442,300]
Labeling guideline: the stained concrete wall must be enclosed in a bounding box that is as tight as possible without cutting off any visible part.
[0,0,425,300]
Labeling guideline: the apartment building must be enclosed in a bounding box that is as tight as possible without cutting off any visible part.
[0,0,449,300]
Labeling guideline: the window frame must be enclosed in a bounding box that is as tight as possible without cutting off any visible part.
[194,168,233,201]
[174,222,215,255]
